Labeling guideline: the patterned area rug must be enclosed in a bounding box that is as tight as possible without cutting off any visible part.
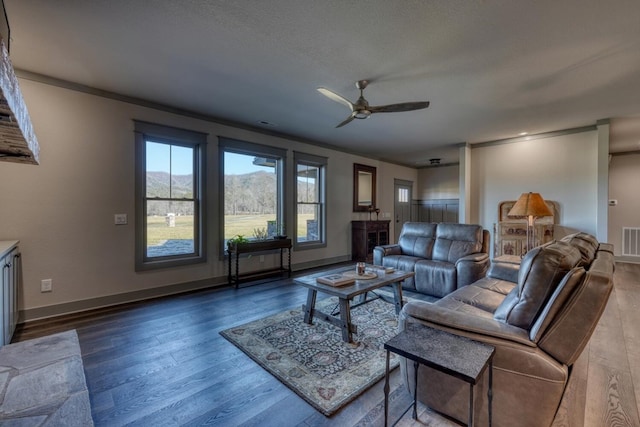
[220,296,402,416]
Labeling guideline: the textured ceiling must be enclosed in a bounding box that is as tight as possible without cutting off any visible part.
[5,0,640,165]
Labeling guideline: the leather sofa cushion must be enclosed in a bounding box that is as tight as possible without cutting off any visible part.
[494,241,582,330]
[397,222,438,259]
[436,279,515,317]
[414,260,456,297]
[432,223,483,263]
[537,252,614,365]
[529,267,586,342]
[487,260,520,283]
[560,232,599,267]
[380,254,421,290]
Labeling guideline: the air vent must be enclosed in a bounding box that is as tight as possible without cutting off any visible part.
[622,227,640,257]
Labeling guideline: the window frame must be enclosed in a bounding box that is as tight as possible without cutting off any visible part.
[134,121,207,271]
[218,137,287,255]
[293,151,327,250]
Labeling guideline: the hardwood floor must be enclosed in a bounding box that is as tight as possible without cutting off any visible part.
[13,262,640,426]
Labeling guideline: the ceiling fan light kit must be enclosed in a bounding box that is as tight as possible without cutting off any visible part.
[317,80,429,128]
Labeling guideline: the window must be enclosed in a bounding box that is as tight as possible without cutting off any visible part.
[135,121,206,270]
[398,187,409,203]
[219,138,286,249]
[294,152,326,248]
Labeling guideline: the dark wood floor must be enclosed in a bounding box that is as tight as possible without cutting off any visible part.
[13,262,640,426]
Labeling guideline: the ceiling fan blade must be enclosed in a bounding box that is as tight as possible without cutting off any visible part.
[317,87,354,112]
[368,101,430,113]
[335,114,356,128]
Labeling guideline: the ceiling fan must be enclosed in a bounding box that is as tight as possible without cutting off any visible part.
[317,80,430,128]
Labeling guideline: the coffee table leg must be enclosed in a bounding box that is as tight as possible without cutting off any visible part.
[338,297,353,342]
[303,289,317,324]
[392,282,404,314]
[384,350,390,427]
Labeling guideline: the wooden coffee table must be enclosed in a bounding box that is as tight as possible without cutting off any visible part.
[294,265,414,343]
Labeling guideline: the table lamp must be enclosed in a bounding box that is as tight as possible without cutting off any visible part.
[507,192,553,253]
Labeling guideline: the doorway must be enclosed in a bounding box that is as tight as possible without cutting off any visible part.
[394,179,413,243]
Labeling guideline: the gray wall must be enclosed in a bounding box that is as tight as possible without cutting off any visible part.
[609,152,640,260]
[0,78,418,320]
[2,76,633,322]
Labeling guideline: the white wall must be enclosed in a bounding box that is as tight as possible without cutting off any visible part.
[470,131,600,251]
[0,79,416,319]
[609,153,640,259]
[416,165,459,200]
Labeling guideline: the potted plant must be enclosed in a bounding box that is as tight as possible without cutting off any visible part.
[226,234,249,251]
[253,227,269,241]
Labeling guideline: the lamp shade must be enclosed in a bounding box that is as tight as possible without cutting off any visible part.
[507,192,553,218]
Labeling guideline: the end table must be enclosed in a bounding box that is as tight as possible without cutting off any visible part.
[384,323,495,427]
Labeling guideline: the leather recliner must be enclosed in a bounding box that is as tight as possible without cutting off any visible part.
[373,222,490,298]
[398,232,615,427]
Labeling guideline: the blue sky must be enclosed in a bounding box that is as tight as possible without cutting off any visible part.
[146,142,275,175]
[224,152,269,175]
[146,142,193,175]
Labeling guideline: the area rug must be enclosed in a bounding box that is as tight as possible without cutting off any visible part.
[220,296,403,416]
[0,330,94,426]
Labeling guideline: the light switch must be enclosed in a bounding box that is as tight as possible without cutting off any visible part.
[114,213,128,225]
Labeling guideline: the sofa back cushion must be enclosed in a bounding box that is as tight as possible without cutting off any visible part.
[560,232,599,267]
[529,267,586,343]
[537,253,613,365]
[432,223,484,263]
[494,241,582,330]
[398,222,438,259]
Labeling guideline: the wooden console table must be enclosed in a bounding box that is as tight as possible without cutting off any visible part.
[227,238,292,288]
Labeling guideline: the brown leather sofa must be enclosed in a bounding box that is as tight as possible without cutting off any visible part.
[373,222,490,299]
[398,232,615,427]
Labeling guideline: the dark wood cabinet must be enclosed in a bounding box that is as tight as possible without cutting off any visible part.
[351,220,390,263]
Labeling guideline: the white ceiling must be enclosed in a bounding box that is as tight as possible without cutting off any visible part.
[5,0,640,166]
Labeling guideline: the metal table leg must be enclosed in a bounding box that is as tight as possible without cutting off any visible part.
[413,360,418,420]
[384,350,391,427]
[488,359,493,427]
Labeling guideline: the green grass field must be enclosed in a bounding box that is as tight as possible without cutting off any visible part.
[146,214,314,246]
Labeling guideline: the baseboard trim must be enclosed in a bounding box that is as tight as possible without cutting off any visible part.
[292,255,351,271]
[19,255,352,323]
[19,276,227,323]
[615,256,640,265]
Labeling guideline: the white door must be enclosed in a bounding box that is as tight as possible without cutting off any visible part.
[394,179,412,243]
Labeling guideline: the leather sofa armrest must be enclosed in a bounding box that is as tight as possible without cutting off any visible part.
[488,261,519,283]
[455,252,489,264]
[400,301,534,347]
[455,253,490,288]
[373,244,401,265]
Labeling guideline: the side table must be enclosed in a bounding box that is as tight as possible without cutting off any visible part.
[384,323,495,427]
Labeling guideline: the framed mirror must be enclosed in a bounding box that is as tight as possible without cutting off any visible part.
[353,163,376,212]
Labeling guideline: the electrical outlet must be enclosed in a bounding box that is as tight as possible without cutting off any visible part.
[41,279,52,292]
[259,255,265,262]
[114,213,128,225]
